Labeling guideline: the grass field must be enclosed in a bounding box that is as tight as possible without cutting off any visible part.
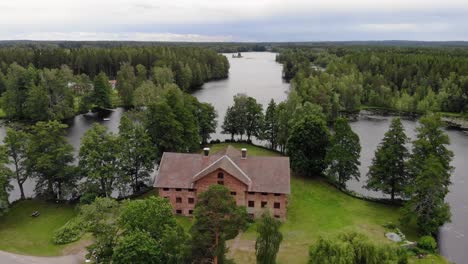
[0,200,81,256]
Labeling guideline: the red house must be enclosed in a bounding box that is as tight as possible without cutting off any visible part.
[153,146,290,219]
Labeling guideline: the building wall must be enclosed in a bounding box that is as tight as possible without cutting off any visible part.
[157,168,288,220]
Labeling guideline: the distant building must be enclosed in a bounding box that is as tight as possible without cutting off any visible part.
[108,80,117,89]
[154,146,290,219]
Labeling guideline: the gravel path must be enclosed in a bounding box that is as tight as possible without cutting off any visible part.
[0,250,85,264]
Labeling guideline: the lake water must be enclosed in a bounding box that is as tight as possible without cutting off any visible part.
[1,52,466,263]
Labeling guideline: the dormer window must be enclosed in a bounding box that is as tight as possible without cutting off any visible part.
[217,172,224,179]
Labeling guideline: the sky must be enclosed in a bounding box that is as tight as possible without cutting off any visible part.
[0,0,467,42]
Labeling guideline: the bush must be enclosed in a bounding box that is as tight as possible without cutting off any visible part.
[418,236,437,253]
[53,219,84,244]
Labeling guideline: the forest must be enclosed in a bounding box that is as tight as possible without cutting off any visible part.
[276,47,468,117]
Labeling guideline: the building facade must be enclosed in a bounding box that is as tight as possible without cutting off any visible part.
[154,146,290,219]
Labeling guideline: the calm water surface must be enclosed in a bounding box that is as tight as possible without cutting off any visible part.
[1,52,466,262]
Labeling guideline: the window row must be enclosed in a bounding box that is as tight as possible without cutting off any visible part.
[247,192,282,196]
[162,188,195,192]
[248,201,281,209]
[175,209,194,215]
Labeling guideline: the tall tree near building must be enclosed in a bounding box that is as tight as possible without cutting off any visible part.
[118,115,157,194]
[256,212,283,264]
[26,121,75,199]
[245,96,264,141]
[222,106,238,141]
[287,114,330,177]
[264,99,279,149]
[403,114,453,234]
[92,72,113,110]
[4,128,29,200]
[196,102,218,144]
[191,185,249,264]
[116,62,137,107]
[325,118,361,189]
[79,124,120,197]
[0,145,12,216]
[365,118,409,200]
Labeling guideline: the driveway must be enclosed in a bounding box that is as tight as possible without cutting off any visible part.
[0,250,85,264]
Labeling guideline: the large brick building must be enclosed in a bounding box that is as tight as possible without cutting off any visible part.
[153,146,290,219]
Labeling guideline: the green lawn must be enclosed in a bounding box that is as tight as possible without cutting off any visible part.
[0,200,79,256]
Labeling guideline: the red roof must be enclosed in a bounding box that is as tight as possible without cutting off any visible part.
[154,146,290,194]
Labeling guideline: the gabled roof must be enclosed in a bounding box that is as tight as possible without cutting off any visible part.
[154,146,290,194]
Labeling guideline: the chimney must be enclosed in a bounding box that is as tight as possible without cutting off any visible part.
[241,148,247,159]
[203,147,210,156]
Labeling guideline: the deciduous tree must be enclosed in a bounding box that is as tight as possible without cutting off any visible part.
[4,128,29,200]
[256,212,283,264]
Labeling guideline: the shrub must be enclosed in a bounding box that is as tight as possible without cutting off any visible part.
[53,219,84,244]
[418,236,437,253]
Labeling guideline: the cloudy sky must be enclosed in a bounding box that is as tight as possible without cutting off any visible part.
[1,0,467,42]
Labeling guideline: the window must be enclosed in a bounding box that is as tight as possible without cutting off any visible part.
[188,188,195,192]
[176,210,182,215]
[274,215,280,219]
[274,193,281,197]
[189,210,193,215]
[188,198,195,204]
[163,188,170,191]
[175,188,182,192]
[248,192,255,195]
[248,201,255,207]
[261,192,268,196]
[176,197,182,203]
[274,202,281,209]
[231,192,237,196]
[261,201,267,208]
[163,196,169,200]
[217,172,224,179]
[217,180,224,185]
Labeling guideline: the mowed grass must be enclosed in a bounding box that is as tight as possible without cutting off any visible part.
[204,144,441,264]
[0,199,78,256]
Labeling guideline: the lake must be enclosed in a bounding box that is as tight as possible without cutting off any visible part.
[2,52,466,263]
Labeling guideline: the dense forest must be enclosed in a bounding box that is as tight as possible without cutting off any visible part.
[276,47,468,117]
[0,45,228,120]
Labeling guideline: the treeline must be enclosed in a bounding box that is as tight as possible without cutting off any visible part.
[0,46,228,120]
[276,47,468,116]
[223,95,452,236]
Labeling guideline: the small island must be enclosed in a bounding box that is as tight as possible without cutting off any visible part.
[232,52,243,58]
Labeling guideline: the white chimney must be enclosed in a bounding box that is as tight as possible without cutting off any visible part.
[241,148,247,159]
[203,147,210,156]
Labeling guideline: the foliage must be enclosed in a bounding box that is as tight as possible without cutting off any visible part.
[4,128,29,200]
[365,118,409,200]
[403,114,453,235]
[79,124,119,197]
[112,230,161,264]
[191,185,249,264]
[418,236,437,253]
[118,115,157,193]
[255,212,283,264]
[325,118,361,188]
[0,145,12,215]
[52,219,83,244]
[25,121,76,199]
[222,94,264,141]
[196,102,218,144]
[308,232,407,264]
[133,80,162,107]
[263,99,280,149]
[116,62,137,107]
[287,114,330,177]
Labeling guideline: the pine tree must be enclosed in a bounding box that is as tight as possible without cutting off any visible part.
[264,99,279,149]
[325,118,361,189]
[365,118,409,200]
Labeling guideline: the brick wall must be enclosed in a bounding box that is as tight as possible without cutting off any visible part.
[157,168,288,220]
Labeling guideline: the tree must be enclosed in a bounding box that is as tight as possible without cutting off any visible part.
[402,156,451,235]
[325,118,361,189]
[4,128,29,200]
[222,106,238,140]
[264,99,279,149]
[152,66,174,86]
[403,114,453,234]
[365,118,409,200]
[256,212,283,264]
[196,102,218,144]
[191,185,249,264]
[116,62,137,107]
[26,121,75,199]
[287,114,330,177]
[112,230,161,264]
[118,115,156,194]
[245,97,264,141]
[24,84,50,121]
[79,124,120,197]
[308,232,406,264]
[92,72,112,110]
[0,145,12,216]
[133,80,162,107]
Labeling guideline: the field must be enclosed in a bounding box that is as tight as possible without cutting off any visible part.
[0,200,82,256]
